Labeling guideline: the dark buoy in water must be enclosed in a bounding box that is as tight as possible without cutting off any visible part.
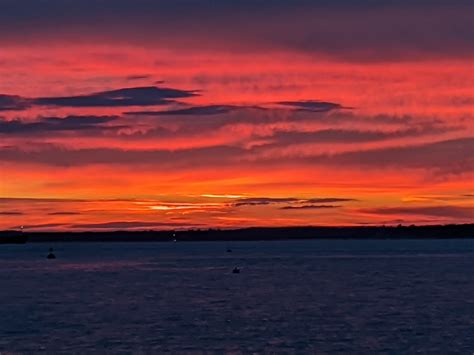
[232,267,240,274]
[227,248,232,253]
[47,248,56,259]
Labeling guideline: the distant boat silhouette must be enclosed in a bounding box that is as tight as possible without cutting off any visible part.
[47,248,56,259]
[232,267,240,274]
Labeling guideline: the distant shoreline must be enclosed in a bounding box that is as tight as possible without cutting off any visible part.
[2,224,473,243]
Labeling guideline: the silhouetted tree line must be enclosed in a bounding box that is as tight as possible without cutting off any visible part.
[5,224,473,243]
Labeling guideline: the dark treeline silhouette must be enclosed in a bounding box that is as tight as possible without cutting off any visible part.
[0,230,28,244]
[3,224,473,243]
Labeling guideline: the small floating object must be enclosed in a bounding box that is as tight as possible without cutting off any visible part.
[227,248,232,253]
[232,267,240,274]
[47,248,56,259]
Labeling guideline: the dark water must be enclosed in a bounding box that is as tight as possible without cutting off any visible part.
[1,239,473,353]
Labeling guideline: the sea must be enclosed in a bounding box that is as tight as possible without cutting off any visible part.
[0,239,473,353]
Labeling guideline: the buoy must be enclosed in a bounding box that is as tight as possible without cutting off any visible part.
[47,248,56,259]
[232,267,240,274]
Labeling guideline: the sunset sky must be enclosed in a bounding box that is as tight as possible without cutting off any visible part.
[0,0,473,231]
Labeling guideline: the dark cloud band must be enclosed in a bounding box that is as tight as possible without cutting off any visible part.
[0,86,197,111]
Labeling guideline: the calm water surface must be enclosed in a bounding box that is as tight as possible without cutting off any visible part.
[1,239,473,353]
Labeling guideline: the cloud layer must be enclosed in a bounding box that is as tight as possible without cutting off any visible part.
[1,1,472,61]
[0,86,197,111]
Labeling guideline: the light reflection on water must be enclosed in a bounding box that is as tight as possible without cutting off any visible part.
[0,239,473,353]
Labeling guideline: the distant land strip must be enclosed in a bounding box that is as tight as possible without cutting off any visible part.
[2,224,473,243]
